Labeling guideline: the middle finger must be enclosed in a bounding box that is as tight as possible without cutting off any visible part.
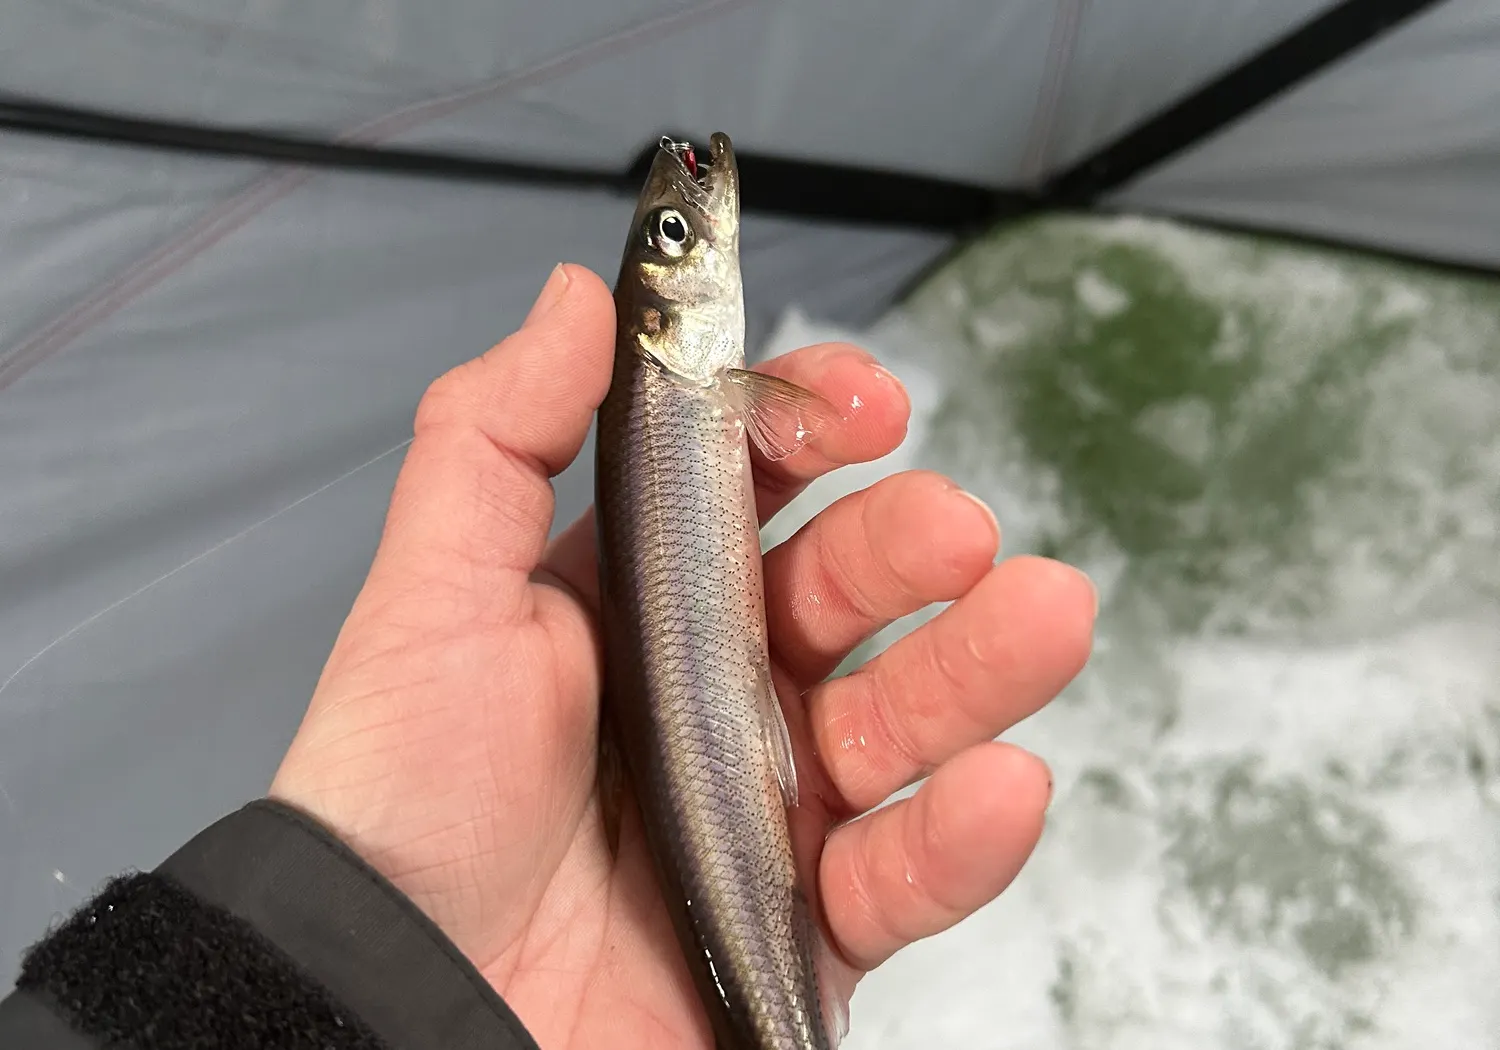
[761,469,1001,686]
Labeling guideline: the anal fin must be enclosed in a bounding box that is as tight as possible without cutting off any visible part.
[760,673,800,810]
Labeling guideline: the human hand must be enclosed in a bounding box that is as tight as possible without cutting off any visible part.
[269,263,1095,1047]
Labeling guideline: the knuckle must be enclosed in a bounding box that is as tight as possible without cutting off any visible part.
[899,792,970,929]
[841,824,902,968]
[929,631,975,700]
[809,506,879,625]
[862,470,968,607]
[931,626,1013,739]
[414,360,483,433]
[862,477,926,597]
[859,668,928,788]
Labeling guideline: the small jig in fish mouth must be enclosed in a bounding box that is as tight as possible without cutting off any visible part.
[658,135,710,183]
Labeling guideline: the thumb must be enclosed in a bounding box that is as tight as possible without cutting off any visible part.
[364,262,615,623]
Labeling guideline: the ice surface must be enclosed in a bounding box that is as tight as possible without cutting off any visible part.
[759,214,1500,1050]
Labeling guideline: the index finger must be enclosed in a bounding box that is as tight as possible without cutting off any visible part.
[538,341,911,610]
[747,341,912,521]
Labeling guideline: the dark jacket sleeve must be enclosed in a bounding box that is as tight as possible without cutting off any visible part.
[0,799,541,1050]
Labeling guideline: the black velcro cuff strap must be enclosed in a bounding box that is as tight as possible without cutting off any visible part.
[17,869,387,1049]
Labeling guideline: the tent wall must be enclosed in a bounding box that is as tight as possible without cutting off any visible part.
[0,0,1062,177]
[1113,0,1500,269]
[431,1,1061,182]
[0,1,722,141]
[6,0,1485,268]
[0,0,1377,189]
[1023,0,1336,180]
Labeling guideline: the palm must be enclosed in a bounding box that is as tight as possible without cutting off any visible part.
[270,266,1093,1049]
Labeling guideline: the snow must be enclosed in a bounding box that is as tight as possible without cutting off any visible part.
[1075,269,1131,317]
[759,214,1500,1050]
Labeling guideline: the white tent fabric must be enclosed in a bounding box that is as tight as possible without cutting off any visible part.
[1020,0,1336,178]
[0,0,1348,182]
[0,0,1492,985]
[1116,0,1500,268]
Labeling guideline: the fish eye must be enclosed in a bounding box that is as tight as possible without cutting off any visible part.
[648,207,693,258]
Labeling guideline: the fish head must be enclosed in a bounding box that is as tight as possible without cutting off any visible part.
[618,132,744,384]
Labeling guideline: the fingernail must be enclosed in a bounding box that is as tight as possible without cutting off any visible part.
[812,342,876,367]
[1082,569,1099,617]
[523,264,571,328]
[869,362,911,414]
[953,489,1000,546]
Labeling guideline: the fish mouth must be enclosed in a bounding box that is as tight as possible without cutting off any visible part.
[652,132,738,217]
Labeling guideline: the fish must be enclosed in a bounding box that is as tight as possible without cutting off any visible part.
[593,131,848,1050]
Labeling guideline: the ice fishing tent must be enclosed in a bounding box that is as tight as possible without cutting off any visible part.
[0,0,1487,982]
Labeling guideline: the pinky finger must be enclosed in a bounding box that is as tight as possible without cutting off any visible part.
[818,742,1051,972]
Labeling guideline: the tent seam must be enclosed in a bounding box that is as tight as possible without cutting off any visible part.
[1017,0,1088,187]
[0,437,415,708]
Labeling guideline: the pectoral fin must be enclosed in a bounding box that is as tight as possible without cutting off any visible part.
[760,673,800,809]
[723,368,843,463]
